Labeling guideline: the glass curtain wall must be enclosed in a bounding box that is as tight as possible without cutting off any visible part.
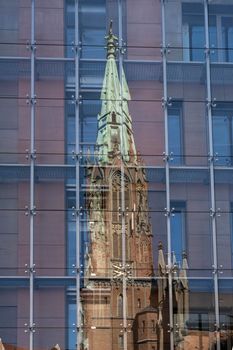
[0,1,233,350]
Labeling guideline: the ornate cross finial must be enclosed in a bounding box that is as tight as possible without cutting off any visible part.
[109,19,113,35]
[158,241,163,250]
[105,20,118,58]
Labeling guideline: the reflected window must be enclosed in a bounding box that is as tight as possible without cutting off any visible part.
[65,0,75,58]
[142,320,145,333]
[65,91,100,164]
[231,203,233,266]
[222,17,233,62]
[65,0,106,59]
[182,4,233,62]
[67,301,76,350]
[171,201,186,265]
[182,6,205,62]
[188,312,210,331]
[118,335,124,348]
[66,189,88,277]
[213,103,233,166]
[67,190,76,275]
[0,306,17,345]
[168,102,183,165]
[117,294,123,317]
[151,319,156,332]
[79,0,106,58]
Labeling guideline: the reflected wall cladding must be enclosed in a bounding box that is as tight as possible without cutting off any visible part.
[0,1,233,350]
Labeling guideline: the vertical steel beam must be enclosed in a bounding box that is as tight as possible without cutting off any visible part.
[203,1,220,350]
[74,0,81,349]
[161,1,174,349]
[118,1,127,350]
[29,0,35,349]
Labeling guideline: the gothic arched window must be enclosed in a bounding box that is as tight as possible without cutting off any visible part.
[112,171,130,223]
[112,171,130,259]
[117,294,123,317]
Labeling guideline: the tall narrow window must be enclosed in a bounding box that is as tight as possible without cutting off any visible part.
[182,3,233,62]
[170,201,186,265]
[212,103,233,166]
[0,306,17,345]
[231,203,233,267]
[79,0,106,58]
[112,172,130,222]
[117,294,123,317]
[151,319,156,332]
[182,4,205,62]
[67,190,76,275]
[168,102,183,165]
[66,0,106,59]
[118,335,124,348]
[67,301,76,350]
[222,17,233,62]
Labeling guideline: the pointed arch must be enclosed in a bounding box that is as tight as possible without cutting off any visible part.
[117,294,123,317]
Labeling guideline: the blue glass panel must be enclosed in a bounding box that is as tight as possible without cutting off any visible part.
[170,202,186,265]
[67,116,75,144]
[171,213,184,265]
[0,305,17,345]
[191,25,205,61]
[209,26,218,62]
[82,29,106,58]
[213,116,231,165]
[67,191,76,275]
[66,27,75,58]
[80,100,99,144]
[168,105,183,165]
[222,17,233,62]
[68,302,76,350]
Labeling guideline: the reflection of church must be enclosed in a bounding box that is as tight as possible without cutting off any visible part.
[81,24,189,350]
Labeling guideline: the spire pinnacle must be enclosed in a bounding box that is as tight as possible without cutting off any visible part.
[105,20,118,59]
[96,24,137,164]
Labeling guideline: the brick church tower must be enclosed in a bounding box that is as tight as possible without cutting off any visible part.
[81,23,158,350]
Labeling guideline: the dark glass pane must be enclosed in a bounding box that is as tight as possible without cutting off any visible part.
[168,105,183,165]
[82,29,106,58]
[213,115,231,165]
[68,302,76,350]
[209,25,218,61]
[79,0,106,59]
[222,17,233,62]
[66,27,75,57]
[191,25,205,61]
[170,202,186,265]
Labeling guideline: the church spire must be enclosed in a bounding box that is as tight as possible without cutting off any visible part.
[105,20,118,59]
[96,21,137,164]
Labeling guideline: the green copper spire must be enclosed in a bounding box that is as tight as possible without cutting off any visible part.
[96,22,137,164]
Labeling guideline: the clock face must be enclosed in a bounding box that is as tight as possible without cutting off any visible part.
[112,262,132,279]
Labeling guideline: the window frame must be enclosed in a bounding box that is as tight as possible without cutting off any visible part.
[168,101,184,166]
[170,201,187,265]
[212,103,233,166]
[182,4,233,62]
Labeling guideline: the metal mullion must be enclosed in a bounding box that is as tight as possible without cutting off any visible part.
[204,1,220,350]
[161,1,174,349]
[74,0,81,348]
[29,1,35,349]
[118,1,127,349]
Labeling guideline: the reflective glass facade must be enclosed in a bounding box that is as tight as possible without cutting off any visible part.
[1,1,233,350]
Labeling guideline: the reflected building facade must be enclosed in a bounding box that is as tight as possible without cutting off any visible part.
[1,1,233,350]
[82,24,156,350]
